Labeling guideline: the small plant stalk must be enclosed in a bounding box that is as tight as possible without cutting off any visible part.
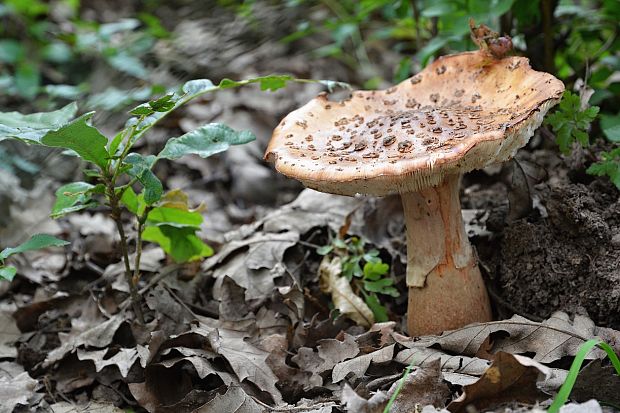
[108,188,145,324]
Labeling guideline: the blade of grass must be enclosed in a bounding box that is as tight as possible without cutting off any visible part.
[383,364,414,413]
[548,339,620,413]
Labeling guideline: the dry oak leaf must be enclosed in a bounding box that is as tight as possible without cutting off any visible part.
[0,309,19,358]
[397,312,608,363]
[384,358,451,411]
[340,360,450,413]
[395,347,491,386]
[447,352,550,413]
[44,313,126,366]
[0,361,38,413]
[332,344,395,383]
[76,346,148,378]
[194,385,263,413]
[190,320,283,404]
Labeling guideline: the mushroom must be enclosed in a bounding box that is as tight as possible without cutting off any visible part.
[264,49,564,336]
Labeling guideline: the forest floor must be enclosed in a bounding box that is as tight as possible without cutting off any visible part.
[0,3,619,413]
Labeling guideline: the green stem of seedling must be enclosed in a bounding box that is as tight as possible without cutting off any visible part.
[548,339,620,413]
[106,181,145,325]
[132,214,145,299]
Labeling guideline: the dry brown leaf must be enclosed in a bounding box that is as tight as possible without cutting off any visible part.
[76,346,147,378]
[447,352,550,413]
[194,385,263,413]
[293,333,360,375]
[0,308,19,358]
[186,319,283,404]
[395,347,490,386]
[571,359,620,406]
[332,344,394,383]
[385,359,451,411]
[0,361,38,413]
[158,347,237,383]
[398,312,607,363]
[44,313,125,367]
[49,402,125,413]
[319,256,374,327]
[340,360,451,413]
[341,383,389,413]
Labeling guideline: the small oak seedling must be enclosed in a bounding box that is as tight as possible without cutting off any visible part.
[0,74,348,323]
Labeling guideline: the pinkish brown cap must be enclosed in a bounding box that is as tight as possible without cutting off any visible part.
[265,50,564,196]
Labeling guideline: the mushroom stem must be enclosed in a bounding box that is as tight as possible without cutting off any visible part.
[401,174,492,336]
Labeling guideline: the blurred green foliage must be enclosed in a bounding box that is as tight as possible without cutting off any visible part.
[0,0,167,107]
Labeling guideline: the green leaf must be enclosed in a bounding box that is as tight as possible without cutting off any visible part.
[119,186,140,215]
[182,79,215,96]
[142,225,213,263]
[573,129,589,147]
[158,123,255,160]
[52,182,98,216]
[0,266,17,281]
[129,106,154,116]
[363,278,399,297]
[587,148,620,189]
[148,93,175,112]
[601,115,620,142]
[556,126,572,154]
[316,245,333,255]
[363,261,389,280]
[41,113,109,168]
[124,153,162,205]
[0,39,24,63]
[44,84,85,100]
[41,42,72,63]
[15,62,40,99]
[364,292,388,322]
[0,102,78,144]
[108,131,124,156]
[0,234,69,261]
[257,75,294,91]
[146,206,203,228]
[106,51,148,79]
[51,182,97,218]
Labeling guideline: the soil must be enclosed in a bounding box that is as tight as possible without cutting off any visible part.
[479,176,620,328]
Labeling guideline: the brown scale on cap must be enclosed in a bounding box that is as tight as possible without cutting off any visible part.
[265,50,563,196]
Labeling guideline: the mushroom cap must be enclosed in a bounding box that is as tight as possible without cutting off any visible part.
[265,51,564,196]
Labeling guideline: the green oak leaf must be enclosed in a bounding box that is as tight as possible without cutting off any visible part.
[158,123,255,160]
[0,102,78,144]
[0,266,17,281]
[142,225,213,263]
[51,182,97,218]
[0,234,69,262]
[124,153,163,205]
[41,113,109,168]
